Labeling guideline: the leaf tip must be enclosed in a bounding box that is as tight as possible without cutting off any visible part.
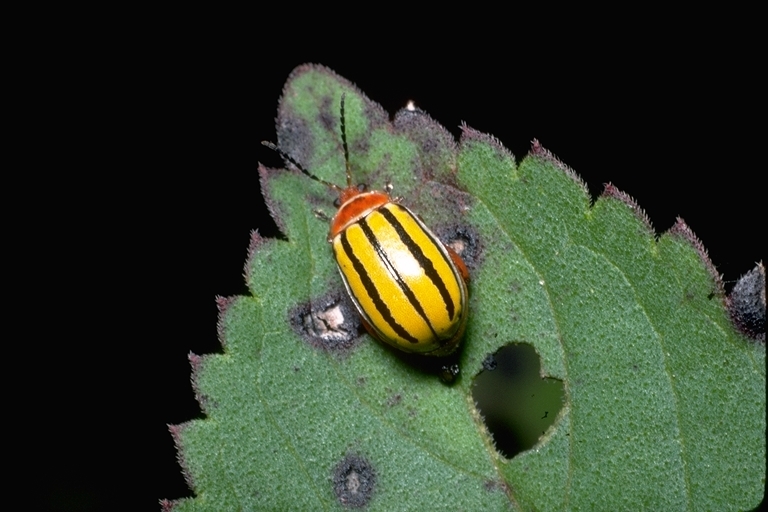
[244,229,267,287]
[668,217,724,295]
[601,182,655,233]
[394,105,457,145]
[168,422,196,493]
[459,123,515,162]
[530,139,590,197]
[159,498,182,512]
[188,352,214,413]
[727,261,766,343]
[393,105,458,182]
[215,295,237,349]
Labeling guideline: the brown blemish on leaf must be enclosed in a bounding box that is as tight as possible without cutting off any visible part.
[484,479,515,503]
[361,99,390,132]
[276,114,314,166]
[332,454,376,509]
[460,124,509,157]
[727,262,765,343]
[260,140,335,226]
[393,106,458,184]
[289,291,363,353]
[386,393,403,407]
[483,478,507,493]
[318,95,337,133]
[435,223,483,272]
[278,64,388,171]
[406,180,472,245]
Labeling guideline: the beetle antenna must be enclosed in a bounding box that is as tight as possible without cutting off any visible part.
[340,93,353,188]
[261,141,342,192]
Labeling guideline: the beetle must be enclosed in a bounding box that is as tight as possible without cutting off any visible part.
[263,95,469,356]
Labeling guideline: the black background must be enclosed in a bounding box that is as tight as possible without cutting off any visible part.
[28,10,763,512]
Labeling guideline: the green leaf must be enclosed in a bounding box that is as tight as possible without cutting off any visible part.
[165,65,765,511]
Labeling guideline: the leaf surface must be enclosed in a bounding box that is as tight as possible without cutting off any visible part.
[166,65,765,511]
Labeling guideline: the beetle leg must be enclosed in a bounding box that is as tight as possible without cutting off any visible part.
[445,245,470,284]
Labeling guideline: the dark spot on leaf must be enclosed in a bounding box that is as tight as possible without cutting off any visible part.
[290,291,363,352]
[483,479,506,492]
[482,353,497,371]
[333,454,376,509]
[392,106,457,184]
[727,262,765,343]
[439,363,460,384]
[472,343,565,459]
[350,136,371,161]
[318,96,336,133]
[435,223,483,271]
[275,112,313,168]
[386,393,402,407]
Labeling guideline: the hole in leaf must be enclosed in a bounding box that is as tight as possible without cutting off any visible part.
[472,343,564,458]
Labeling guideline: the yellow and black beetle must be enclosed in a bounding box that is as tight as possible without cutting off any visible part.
[264,96,469,356]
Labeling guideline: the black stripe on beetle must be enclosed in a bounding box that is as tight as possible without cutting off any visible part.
[338,231,421,344]
[358,216,440,340]
[378,205,457,319]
